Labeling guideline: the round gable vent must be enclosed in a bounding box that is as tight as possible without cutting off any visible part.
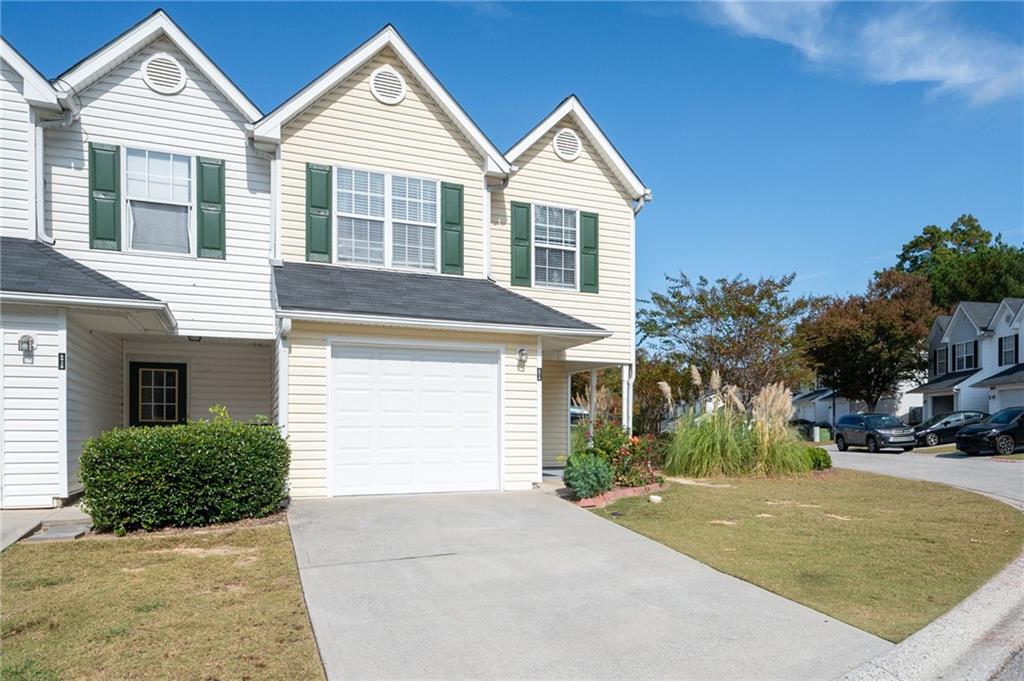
[142,53,186,95]
[552,128,582,161]
[370,65,407,105]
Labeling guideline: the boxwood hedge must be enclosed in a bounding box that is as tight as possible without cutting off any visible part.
[80,409,289,534]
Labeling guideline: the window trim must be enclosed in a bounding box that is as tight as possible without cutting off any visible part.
[531,201,580,291]
[121,144,197,258]
[935,346,948,376]
[128,360,188,427]
[1000,335,1017,366]
[331,163,441,273]
[954,341,977,371]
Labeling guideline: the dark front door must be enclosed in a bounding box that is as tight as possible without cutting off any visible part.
[932,395,954,416]
[129,362,187,427]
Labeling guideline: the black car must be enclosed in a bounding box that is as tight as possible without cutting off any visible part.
[955,407,1024,455]
[914,411,988,447]
[835,413,916,452]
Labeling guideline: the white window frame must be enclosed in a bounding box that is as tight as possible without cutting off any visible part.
[332,164,441,273]
[954,341,976,371]
[531,202,580,291]
[121,145,197,258]
[1001,335,1017,366]
[935,346,947,376]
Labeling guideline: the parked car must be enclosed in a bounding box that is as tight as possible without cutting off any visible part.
[914,411,988,447]
[955,407,1024,455]
[834,414,916,452]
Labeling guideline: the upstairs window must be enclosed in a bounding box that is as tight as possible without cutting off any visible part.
[534,204,577,289]
[954,341,977,371]
[1000,334,1018,366]
[126,148,192,254]
[335,166,439,271]
[934,346,947,376]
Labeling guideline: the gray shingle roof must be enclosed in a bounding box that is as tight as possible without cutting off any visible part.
[909,369,980,393]
[934,315,952,332]
[273,262,603,331]
[1,237,155,301]
[793,388,832,404]
[972,364,1024,389]
[960,301,1000,330]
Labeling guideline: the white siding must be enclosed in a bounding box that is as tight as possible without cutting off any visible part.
[124,337,272,422]
[286,322,540,498]
[1,59,32,238]
[44,39,275,339]
[1,305,64,508]
[491,117,636,366]
[65,315,122,492]
[995,387,1024,411]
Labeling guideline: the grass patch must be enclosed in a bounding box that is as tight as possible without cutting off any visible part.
[595,470,1024,642]
[0,518,323,680]
[911,444,961,455]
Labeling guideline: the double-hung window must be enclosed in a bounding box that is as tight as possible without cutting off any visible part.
[1000,335,1017,366]
[934,346,947,376]
[335,166,438,270]
[533,204,577,289]
[125,148,192,254]
[954,341,976,371]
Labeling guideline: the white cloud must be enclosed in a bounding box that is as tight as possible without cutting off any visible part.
[700,1,1024,105]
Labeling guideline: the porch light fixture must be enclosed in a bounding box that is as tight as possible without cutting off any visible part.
[516,348,528,363]
[187,336,202,342]
[17,335,35,352]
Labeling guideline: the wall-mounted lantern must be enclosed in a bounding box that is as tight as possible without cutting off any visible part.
[516,348,529,364]
[17,335,35,352]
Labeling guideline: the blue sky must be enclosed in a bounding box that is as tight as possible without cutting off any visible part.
[4,2,1022,301]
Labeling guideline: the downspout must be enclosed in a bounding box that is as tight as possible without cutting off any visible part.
[36,84,81,243]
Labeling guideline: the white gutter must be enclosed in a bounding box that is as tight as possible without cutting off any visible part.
[0,291,177,333]
[276,309,610,339]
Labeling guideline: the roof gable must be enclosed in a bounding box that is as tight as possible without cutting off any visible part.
[0,37,60,110]
[505,95,650,201]
[56,10,261,123]
[254,25,509,175]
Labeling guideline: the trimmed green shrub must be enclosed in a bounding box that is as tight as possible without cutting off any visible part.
[562,450,614,500]
[81,409,289,534]
[804,446,833,470]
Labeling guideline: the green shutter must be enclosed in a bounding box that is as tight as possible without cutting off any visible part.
[510,202,531,287]
[580,212,599,293]
[305,164,332,262]
[89,143,120,250]
[196,157,225,259]
[440,182,463,274]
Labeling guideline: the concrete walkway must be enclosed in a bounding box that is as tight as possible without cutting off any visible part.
[825,446,1024,510]
[289,490,890,680]
[1,508,57,550]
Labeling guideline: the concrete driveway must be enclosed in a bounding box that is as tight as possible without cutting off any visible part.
[825,446,1024,510]
[288,490,890,680]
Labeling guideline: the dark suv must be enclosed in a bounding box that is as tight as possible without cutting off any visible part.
[955,407,1024,455]
[835,414,916,452]
[914,411,987,447]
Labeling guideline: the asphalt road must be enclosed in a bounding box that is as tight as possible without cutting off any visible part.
[825,445,1024,510]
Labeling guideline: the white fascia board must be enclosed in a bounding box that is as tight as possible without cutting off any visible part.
[57,10,261,123]
[505,95,651,201]
[252,26,510,174]
[0,37,60,110]
[0,291,177,333]
[277,309,609,340]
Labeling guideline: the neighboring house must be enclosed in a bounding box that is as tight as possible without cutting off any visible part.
[911,298,1024,418]
[791,383,921,426]
[0,11,649,507]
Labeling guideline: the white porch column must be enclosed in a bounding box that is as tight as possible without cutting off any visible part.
[589,369,597,438]
[621,365,629,431]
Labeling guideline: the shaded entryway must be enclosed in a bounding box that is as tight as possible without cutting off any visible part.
[288,490,890,680]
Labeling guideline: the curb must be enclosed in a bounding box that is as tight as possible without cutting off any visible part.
[839,543,1024,681]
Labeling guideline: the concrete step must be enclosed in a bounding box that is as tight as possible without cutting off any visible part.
[23,523,90,543]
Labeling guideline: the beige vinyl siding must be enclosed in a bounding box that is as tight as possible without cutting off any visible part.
[1,305,64,508]
[278,48,486,276]
[1,59,32,238]
[492,117,635,366]
[124,337,272,422]
[44,39,275,339]
[285,322,539,497]
[542,360,570,466]
[65,316,122,492]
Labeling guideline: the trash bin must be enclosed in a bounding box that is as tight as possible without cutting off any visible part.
[812,426,822,443]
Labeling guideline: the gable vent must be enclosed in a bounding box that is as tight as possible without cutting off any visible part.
[553,128,582,161]
[142,53,186,95]
[370,65,407,105]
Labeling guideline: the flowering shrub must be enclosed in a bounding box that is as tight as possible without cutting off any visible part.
[577,421,663,488]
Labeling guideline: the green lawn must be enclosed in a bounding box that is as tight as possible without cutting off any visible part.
[596,470,1024,642]
[1,517,323,681]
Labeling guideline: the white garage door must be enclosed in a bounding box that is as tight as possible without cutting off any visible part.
[329,343,500,495]
[999,388,1024,410]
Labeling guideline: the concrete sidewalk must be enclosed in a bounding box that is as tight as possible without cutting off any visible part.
[1,508,57,550]
[289,490,890,680]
